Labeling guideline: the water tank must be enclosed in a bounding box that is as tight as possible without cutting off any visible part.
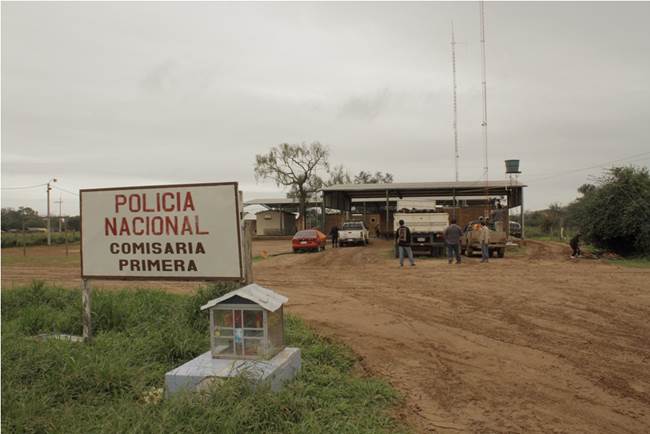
[505,159,520,174]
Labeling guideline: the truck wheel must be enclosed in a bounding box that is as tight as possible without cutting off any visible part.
[497,248,505,258]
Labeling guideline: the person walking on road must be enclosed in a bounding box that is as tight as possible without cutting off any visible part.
[329,225,339,248]
[395,219,415,267]
[444,218,464,264]
[479,219,490,263]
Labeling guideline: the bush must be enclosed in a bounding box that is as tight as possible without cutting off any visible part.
[568,166,650,256]
[2,283,406,434]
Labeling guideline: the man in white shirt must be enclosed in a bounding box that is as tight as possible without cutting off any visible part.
[479,219,491,263]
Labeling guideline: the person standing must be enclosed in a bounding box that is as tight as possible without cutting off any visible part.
[395,219,415,267]
[479,219,491,263]
[329,225,339,248]
[569,233,581,258]
[443,218,464,264]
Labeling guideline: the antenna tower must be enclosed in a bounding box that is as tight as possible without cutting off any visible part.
[479,1,490,213]
[451,22,459,183]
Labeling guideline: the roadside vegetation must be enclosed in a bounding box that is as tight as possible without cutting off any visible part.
[2,282,407,434]
[1,231,80,248]
[522,166,650,258]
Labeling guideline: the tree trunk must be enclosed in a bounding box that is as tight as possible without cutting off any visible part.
[299,191,307,230]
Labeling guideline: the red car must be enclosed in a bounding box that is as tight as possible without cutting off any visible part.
[292,229,327,253]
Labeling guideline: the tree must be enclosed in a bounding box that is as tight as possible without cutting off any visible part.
[254,142,329,229]
[568,166,650,255]
[327,165,351,185]
[353,171,393,184]
[1,207,45,231]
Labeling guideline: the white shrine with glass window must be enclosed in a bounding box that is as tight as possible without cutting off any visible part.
[200,284,287,360]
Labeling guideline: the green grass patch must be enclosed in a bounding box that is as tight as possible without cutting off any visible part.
[2,282,408,433]
[1,231,80,248]
[607,257,650,268]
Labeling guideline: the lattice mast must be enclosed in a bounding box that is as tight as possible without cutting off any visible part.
[451,22,459,183]
[479,1,490,213]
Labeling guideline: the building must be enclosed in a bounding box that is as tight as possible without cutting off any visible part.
[255,210,296,236]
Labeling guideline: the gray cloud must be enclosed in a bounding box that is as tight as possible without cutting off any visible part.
[2,1,649,216]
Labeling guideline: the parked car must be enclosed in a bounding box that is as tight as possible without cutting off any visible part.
[292,229,327,253]
[338,221,369,246]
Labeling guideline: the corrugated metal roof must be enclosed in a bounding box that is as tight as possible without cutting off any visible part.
[200,283,288,312]
[322,180,526,191]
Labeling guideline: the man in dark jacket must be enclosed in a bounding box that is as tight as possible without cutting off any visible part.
[329,225,339,248]
[570,233,581,258]
[395,219,415,267]
[443,218,464,264]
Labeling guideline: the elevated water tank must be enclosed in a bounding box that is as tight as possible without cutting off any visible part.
[505,159,520,174]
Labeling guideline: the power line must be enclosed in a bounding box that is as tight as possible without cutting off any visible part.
[53,185,79,196]
[1,183,47,190]
[527,151,650,183]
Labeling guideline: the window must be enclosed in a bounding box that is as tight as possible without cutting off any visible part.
[212,307,266,358]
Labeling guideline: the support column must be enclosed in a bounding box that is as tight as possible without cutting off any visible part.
[521,188,525,241]
[243,220,254,284]
[385,189,389,238]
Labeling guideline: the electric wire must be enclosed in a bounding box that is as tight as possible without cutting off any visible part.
[1,183,47,190]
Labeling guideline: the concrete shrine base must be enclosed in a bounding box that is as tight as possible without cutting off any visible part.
[164,347,301,397]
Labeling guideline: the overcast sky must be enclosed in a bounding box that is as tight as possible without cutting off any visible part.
[2,1,649,215]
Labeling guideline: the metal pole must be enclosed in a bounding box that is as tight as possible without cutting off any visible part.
[243,220,254,284]
[47,182,52,246]
[22,216,26,256]
[521,188,525,241]
[385,189,389,239]
[82,278,92,342]
[64,218,69,256]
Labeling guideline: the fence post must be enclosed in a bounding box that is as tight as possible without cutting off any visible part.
[82,279,92,342]
[22,219,26,256]
[64,219,69,256]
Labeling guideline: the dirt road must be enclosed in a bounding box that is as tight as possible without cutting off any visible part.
[2,240,649,432]
[254,240,650,433]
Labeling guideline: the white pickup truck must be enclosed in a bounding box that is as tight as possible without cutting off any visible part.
[338,221,369,247]
[393,212,449,257]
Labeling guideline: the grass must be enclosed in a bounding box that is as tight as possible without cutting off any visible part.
[607,257,650,269]
[2,282,408,434]
[1,231,80,248]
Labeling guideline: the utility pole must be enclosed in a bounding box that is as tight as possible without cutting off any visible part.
[46,178,57,246]
[55,195,63,232]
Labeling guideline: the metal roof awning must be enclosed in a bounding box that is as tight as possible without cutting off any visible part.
[322,181,526,210]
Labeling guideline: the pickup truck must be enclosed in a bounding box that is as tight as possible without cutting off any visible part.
[461,220,507,258]
[393,212,449,257]
[338,221,369,247]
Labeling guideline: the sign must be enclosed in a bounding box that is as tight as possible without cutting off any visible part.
[80,182,242,281]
